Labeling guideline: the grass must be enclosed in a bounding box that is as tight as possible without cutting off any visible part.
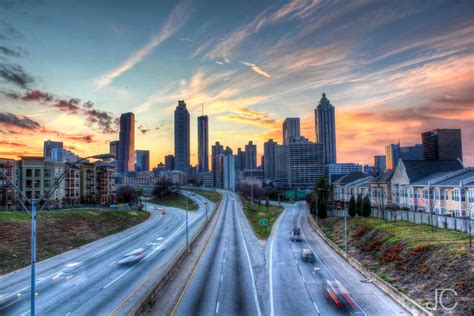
[150,193,198,211]
[185,189,222,203]
[241,197,283,239]
[0,209,149,275]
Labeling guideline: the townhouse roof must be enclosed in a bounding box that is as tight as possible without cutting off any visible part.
[371,169,394,184]
[331,172,367,185]
[431,168,474,186]
[401,159,463,183]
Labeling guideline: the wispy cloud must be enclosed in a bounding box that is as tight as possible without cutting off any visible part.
[94,1,191,88]
[239,61,271,78]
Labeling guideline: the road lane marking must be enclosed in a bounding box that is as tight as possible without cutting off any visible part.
[269,239,275,316]
[215,301,219,314]
[233,194,262,316]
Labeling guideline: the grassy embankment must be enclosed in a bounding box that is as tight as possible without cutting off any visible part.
[150,193,198,211]
[241,198,283,239]
[318,217,473,315]
[0,209,149,275]
[185,189,222,203]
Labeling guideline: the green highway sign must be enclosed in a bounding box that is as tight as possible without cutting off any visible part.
[259,218,269,227]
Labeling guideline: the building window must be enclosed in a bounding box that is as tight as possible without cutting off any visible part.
[34,169,41,177]
[461,190,465,202]
[423,189,429,200]
[26,169,32,177]
[44,169,51,177]
[453,190,459,202]
[469,190,474,203]
[445,190,449,200]
[44,180,50,188]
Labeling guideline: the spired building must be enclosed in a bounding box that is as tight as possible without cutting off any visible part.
[174,100,190,172]
[118,112,135,173]
[197,115,209,172]
[315,93,336,164]
[282,118,301,144]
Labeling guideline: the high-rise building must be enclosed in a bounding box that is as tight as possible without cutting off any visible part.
[235,148,245,171]
[325,163,362,182]
[374,155,387,173]
[213,153,235,190]
[245,141,257,170]
[211,141,224,172]
[287,137,324,188]
[164,154,175,171]
[51,148,79,163]
[174,100,190,172]
[135,150,150,172]
[109,141,119,159]
[197,115,209,172]
[422,129,462,161]
[44,140,63,159]
[315,93,336,164]
[118,112,135,173]
[282,118,301,144]
[264,139,277,180]
[274,144,288,186]
[385,143,424,170]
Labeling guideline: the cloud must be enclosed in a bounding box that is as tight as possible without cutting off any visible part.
[20,89,54,102]
[94,1,191,88]
[239,61,271,78]
[215,61,224,65]
[83,107,117,134]
[138,124,150,134]
[0,112,41,130]
[222,107,280,128]
[0,63,34,89]
[0,140,26,147]
[0,46,21,57]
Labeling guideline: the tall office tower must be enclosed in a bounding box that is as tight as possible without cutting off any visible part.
[197,115,209,172]
[135,150,150,172]
[109,141,119,158]
[287,137,324,188]
[223,146,233,156]
[386,143,423,169]
[235,148,245,171]
[315,93,336,164]
[164,154,175,171]
[275,144,289,186]
[222,155,235,190]
[422,129,463,161]
[211,141,224,172]
[44,140,63,158]
[245,141,257,170]
[174,100,190,172]
[282,118,301,144]
[118,112,135,173]
[373,155,387,173]
[263,139,277,180]
[385,144,399,170]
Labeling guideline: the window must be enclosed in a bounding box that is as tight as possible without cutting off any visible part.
[434,189,440,200]
[453,190,459,201]
[26,169,32,177]
[44,169,51,177]
[461,190,465,202]
[423,189,429,200]
[34,169,41,177]
[44,180,50,188]
[469,190,474,203]
[445,190,449,200]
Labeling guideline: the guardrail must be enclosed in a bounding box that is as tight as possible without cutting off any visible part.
[306,212,433,316]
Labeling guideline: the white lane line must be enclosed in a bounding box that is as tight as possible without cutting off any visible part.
[298,214,367,316]
[108,261,116,266]
[215,301,220,314]
[269,239,275,316]
[233,195,262,316]
[220,274,223,282]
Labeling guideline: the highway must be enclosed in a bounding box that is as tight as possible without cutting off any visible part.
[0,192,215,316]
[173,191,262,316]
[269,201,409,315]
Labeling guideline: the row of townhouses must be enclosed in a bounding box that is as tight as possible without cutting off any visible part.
[0,156,116,209]
[332,159,474,218]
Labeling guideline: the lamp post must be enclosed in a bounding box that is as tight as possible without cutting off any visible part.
[0,153,113,316]
[344,189,348,253]
[185,194,189,252]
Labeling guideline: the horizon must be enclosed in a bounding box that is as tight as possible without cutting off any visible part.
[0,0,472,167]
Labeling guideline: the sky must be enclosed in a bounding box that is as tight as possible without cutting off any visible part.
[0,0,473,167]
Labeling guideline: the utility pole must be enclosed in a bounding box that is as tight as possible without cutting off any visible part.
[31,199,36,316]
[185,195,189,252]
[344,197,348,253]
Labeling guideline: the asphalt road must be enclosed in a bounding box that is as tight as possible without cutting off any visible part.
[0,192,215,316]
[268,201,409,315]
[173,191,261,316]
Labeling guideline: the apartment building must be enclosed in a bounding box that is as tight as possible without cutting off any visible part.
[96,162,116,205]
[79,162,97,204]
[0,158,16,209]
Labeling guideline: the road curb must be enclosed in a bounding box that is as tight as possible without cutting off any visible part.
[306,212,433,316]
[130,194,224,315]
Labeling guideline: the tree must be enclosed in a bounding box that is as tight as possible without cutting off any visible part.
[117,186,138,204]
[317,199,327,219]
[348,195,356,217]
[265,197,270,208]
[356,194,363,216]
[362,195,372,217]
[152,179,173,199]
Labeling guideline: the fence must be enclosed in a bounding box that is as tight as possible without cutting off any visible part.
[327,209,474,235]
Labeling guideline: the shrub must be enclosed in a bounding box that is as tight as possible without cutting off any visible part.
[348,196,356,217]
[352,225,368,238]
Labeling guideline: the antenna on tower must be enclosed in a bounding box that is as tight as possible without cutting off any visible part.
[201,103,204,116]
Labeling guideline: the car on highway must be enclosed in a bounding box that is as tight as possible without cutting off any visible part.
[52,262,83,281]
[301,248,316,262]
[0,292,22,311]
[323,280,357,309]
[158,207,167,215]
[118,248,146,264]
[290,225,303,242]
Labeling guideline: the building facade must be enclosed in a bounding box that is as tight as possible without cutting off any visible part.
[315,93,336,164]
[385,143,424,170]
[325,163,362,182]
[374,155,386,174]
[263,139,277,180]
[135,150,150,172]
[245,141,257,170]
[44,140,63,159]
[118,112,135,173]
[164,155,175,171]
[109,140,119,159]
[282,118,301,144]
[422,128,463,161]
[174,100,190,172]
[197,115,209,172]
[287,137,324,189]
[0,158,16,209]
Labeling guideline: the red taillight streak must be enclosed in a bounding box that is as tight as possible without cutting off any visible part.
[328,290,344,308]
[342,292,357,308]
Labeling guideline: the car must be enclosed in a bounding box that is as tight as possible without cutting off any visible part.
[323,280,357,309]
[301,248,316,262]
[0,292,22,311]
[290,225,303,242]
[52,262,83,281]
[159,207,167,215]
[118,248,146,264]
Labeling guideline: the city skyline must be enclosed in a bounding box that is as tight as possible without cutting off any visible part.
[0,0,473,167]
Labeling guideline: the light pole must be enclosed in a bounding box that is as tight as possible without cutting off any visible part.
[185,194,189,252]
[0,153,113,316]
[344,190,348,253]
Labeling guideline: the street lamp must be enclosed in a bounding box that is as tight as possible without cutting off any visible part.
[0,153,113,316]
[185,194,189,252]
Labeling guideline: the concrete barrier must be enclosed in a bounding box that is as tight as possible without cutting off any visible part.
[129,194,224,315]
[306,213,433,316]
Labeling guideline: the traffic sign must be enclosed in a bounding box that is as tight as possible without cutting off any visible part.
[259,218,268,227]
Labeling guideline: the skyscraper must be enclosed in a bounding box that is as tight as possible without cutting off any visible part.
[109,141,119,159]
[315,93,336,164]
[211,141,224,172]
[135,150,150,172]
[118,112,135,173]
[197,115,209,172]
[44,140,63,158]
[283,118,301,144]
[174,100,190,172]
[235,148,245,171]
[385,143,423,169]
[422,129,462,161]
[264,139,277,180]
[165,154,175,171]
[245,141,257,170]
[288,137,324,188]
[374,155,386,173]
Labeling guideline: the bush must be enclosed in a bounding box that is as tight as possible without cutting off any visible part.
[362,195,372,217]
[117,186,139,204]
[348,196,356,217]
[317,199,327,219]
[356,195,363,216]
